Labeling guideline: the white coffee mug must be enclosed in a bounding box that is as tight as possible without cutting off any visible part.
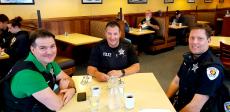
[125,93,135,109]
[179,23,182,27]
[91,86,100,97]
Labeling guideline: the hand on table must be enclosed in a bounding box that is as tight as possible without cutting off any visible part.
[60,88,76,104]
[107,70,122,77]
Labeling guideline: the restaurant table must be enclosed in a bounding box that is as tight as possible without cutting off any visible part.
[128,28,155,36]
[169,25,188,29]
[59,73,176,112]
[56,33,103,46]
[55,33,103,58]
[197,21,210,25]
[209,36,230,49]
[0,52,9,60]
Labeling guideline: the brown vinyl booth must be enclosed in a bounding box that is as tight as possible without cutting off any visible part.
[136,16,176,52]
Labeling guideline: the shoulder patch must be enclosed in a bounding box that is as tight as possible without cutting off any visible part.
[206,67,219,80]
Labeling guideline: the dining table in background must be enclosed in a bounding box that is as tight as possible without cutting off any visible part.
[59,73,176,112]
[55,33,103,58]
[128,28,155,36]
[55,33,103,46]
[197,20,210,25]
[169,25,188,30]
[209,36,230,50]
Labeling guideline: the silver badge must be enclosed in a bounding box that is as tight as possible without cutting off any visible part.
[191,63,199,72]
[118,48,125,55]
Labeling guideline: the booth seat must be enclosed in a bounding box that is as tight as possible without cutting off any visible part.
[196,12,216,28]
[90,20,125,39]
[55,56,76,76]
[136,16,176,52]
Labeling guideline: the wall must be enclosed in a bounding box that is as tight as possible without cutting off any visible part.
[0,0,229,19]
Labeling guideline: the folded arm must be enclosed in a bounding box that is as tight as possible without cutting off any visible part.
[87,66,109,82]
[107,63,140,77]
[56,71,76,104]
[166,75,180,98]
[32,87,64,111]
[180,94,209,112]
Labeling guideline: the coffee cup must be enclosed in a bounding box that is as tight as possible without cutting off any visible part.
[91,86,100,97]
[125,93,135,109]
[179,23,182,27]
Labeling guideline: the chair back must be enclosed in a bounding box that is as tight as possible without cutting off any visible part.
[220,42,230,69]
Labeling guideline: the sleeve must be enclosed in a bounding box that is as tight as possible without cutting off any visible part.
[196,65,224,96]
[51,62,62,76]
[179,17,186,25]
[127,43,139,65]
[6,32,29,59]
[150,18,159,26]
[11,70,49,98]
[88,45,100,67]
[177,61,185,79]
[141,18,145,24]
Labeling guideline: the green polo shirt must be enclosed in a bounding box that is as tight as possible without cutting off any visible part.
[11,52,61,98]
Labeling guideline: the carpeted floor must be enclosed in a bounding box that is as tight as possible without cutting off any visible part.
[74,45,189,91]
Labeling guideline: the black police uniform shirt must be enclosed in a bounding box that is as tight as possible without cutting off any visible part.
[5,30,30,62]
[0,28,12,48]
[175,49,224,111]
[88,39,139,74]
[169,15,185,25]
[141,18,159,31]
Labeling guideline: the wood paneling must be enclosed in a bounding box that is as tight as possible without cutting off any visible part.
[21,8,230,36]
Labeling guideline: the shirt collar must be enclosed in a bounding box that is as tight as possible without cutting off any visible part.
[25,52,53,73]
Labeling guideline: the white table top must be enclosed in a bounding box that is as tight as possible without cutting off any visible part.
[169,25,188,29]
[0,52,9,60]
[128,28,155,36]
[59,73,176,112]
[209,36,230,49]
[55,33,103,46]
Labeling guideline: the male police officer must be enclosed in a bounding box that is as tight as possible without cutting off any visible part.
[166,24,228,112]
[87,21,140,82]
[3,29,76,111]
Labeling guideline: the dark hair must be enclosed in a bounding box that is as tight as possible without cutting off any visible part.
[105,21,120,30]
[0,14,9,23]
[29,29,55,47]
[9,16,23,27]
[190,24,212,38]
[175,10,181,15]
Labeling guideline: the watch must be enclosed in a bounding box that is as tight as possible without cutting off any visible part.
[121,69,125,77]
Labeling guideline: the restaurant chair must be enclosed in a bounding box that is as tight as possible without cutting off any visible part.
[220,42,230,77]
[55,56,76,76]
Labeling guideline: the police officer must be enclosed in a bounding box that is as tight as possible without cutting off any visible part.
[0,14,12,49]
[169,10,187,45]
[3,29,76,111]
[166,24,228,112]
[87,21,140,82]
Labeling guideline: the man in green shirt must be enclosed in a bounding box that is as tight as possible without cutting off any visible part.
[3,29,76,111]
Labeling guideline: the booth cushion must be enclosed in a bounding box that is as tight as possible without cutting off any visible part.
[55,56,75,69]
